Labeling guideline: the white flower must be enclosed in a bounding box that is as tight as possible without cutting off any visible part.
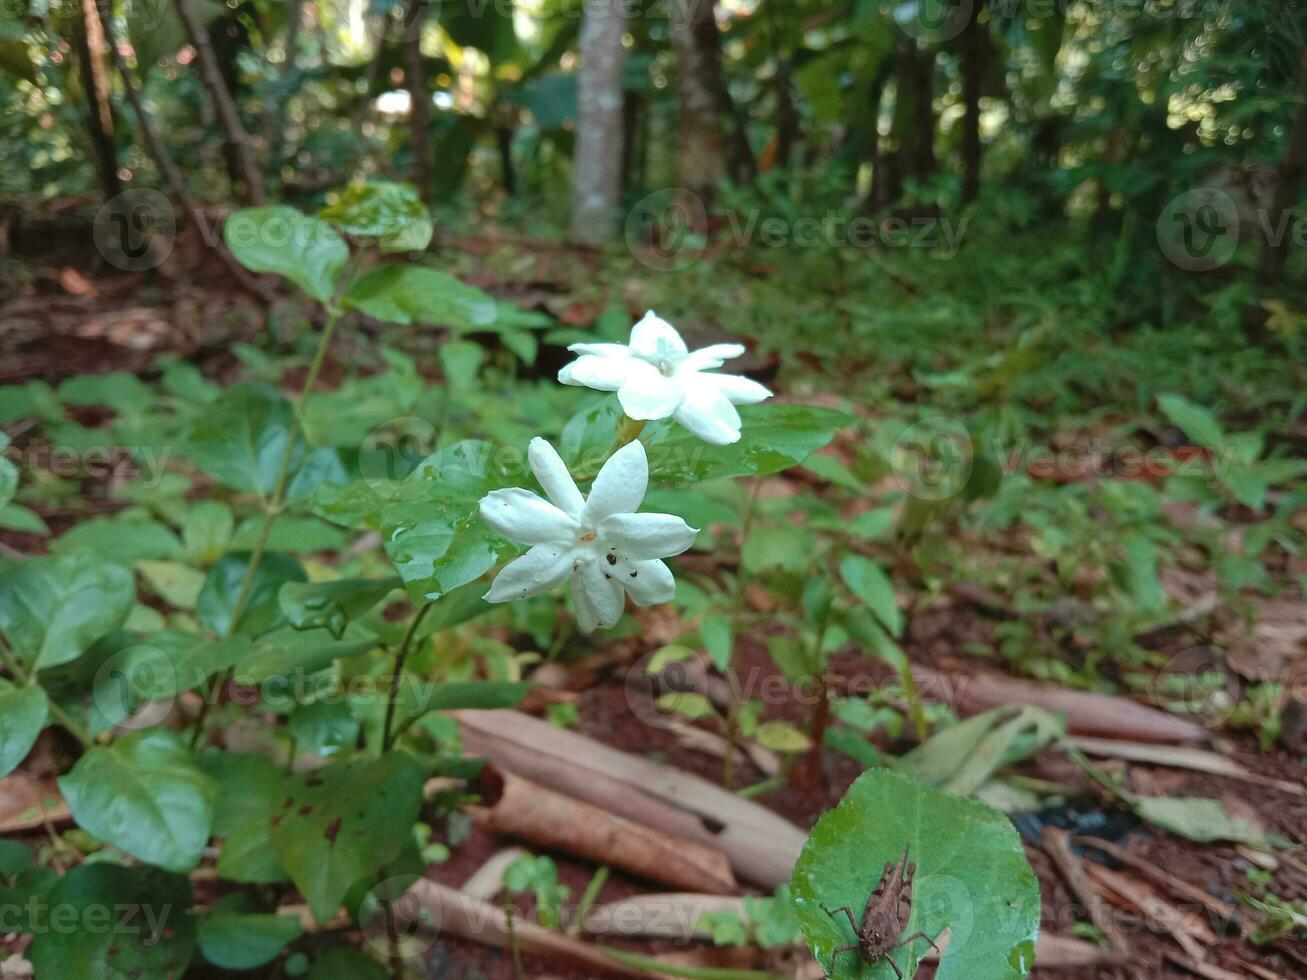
[479,437,698,632]
[558,311,772,445]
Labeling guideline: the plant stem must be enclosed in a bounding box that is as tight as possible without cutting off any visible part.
[190,275,355,751]
[611,414,647,452]
[722,476,762,788]
[382,602,432,752]
[0,640,93,750]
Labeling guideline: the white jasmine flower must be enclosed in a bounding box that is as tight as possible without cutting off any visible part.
[558,311,772,445]
[479,437,698,632]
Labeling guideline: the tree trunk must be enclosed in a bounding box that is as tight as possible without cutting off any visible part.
[570,0,629,245]
[74,0,120,200]
[903,43,937,187]
[402,0,431,201]
[775,60,798,171]
[671,0,728,209]
[496,124,516,196]
[862,55,896,211]
[173,0,264,204]
[960,0,988,204]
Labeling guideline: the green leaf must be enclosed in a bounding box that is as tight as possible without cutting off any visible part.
[198,899,303,970]
[650,404,854,485]
[1132,796,1280,848]
[224,206,348,304]
[51,518,183,564]
[235,628,375,684]
[0,503,49,535]
[0,681,47,778]
[199,752,288,884]
[27,864,195,980]
[896,707,1065,797]
[387,679,531,735]
[344,265,497,330]
[181,501,235,562]
[1121,534,1165,613]
[198,552,307,637]
[136,560,207,609]
[791,769,1040,980]
[700,615,733,672]
[60,729,217,872]
[58,372,154,415]
[0,555,134,670]
[279,578,400,640]
[839,555,903,637]
[657,691,719,721]
[269,753,425,922]
[181,382,299,497]
[0,838,33,877]
[318,180,432,253]
[755,721,812,753]
[742,525,812,575]
[288,700,360,757]
[1157,394,1226,449]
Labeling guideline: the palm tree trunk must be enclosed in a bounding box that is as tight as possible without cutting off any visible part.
[570,0,629,245]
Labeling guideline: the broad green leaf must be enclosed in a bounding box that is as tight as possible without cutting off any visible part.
[136,560,207,609]
[839,554,903,637]
[182,382,298,497]
[0,503,49,535]
[58,372,154,415]
[656,691,718,721]
[86,633,249,729]
[60,729,217,872]
[279,577,400,639]
[224,206,348,304]
[198,896,303,970]
[51,518,183,564]
[197,552,307,637]
[199,752,288,884]
[0,554,134,670]
[269,753,425,922]
[755,721,812,753]
[344,265,496,330]
[650,404,854,485]
[27,864,195,980]
[0,681,47,778]
[288,700,359,757]
[0,839,33,877]
[791,769,1039,980]
[385,679,531,735]
[1157,394,1226,449]
[235,628,375,684]
[742,524,812,575]
[440,340,485,393]
[181,501,235,562]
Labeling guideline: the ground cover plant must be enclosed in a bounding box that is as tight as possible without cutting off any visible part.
[2,1,1307,979]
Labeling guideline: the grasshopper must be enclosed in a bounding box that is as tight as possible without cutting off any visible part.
[821,843,940,979]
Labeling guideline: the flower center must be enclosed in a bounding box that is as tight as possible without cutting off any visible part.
[579,531,598,542]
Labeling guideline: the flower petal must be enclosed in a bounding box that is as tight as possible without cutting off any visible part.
[480,488,578,544]
[629,311,688,361]
[678,343,745,373]
[572,559,624,632]
[615,558,676,606]
[558,353,631,391]
[600,512,698,559]
[707,372,772,405]
[584,439,648,522]
[673,385,743,445]
[483,544,574,603]
[617,364,683,420]
[528,437,584,519]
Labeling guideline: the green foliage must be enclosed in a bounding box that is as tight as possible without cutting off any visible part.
[0,555,134,670]
[224,207,348,305]
[792,769,1040,980]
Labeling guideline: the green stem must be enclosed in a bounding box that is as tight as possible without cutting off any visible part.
[722,476,763,788]
[382,602,432,752]
[611,414,647,452]
[0,641,93,750]
[190,265,358,751]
